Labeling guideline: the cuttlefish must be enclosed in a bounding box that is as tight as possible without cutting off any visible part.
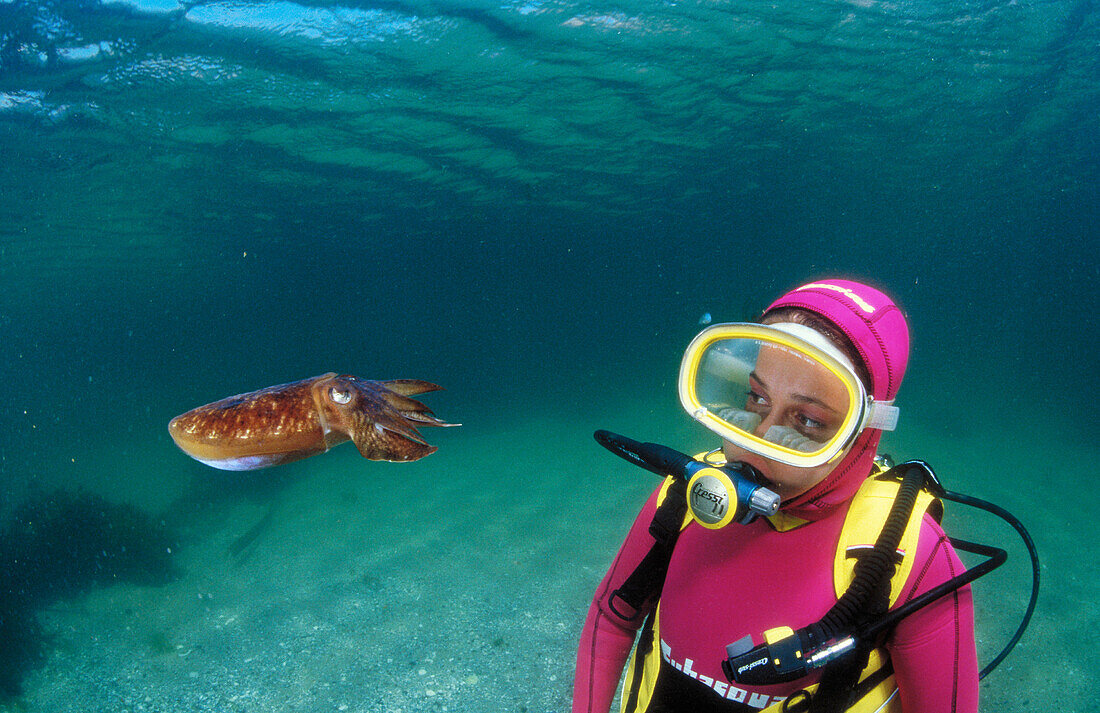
[168,373,458,470]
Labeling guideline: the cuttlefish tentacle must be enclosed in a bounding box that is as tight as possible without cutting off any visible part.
[381,379,445,397]
[168,373,458,470]
[331,378,450,462]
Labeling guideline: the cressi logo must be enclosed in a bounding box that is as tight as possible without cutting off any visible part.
[736,657,769,675]
[691,481,727,516]
[796,283,875,314]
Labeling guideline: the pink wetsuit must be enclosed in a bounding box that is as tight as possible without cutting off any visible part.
[572,440,979,713]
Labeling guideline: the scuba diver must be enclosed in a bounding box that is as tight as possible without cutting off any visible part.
[572,279,987,713]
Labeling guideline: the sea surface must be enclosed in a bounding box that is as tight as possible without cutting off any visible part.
[1,0,1097,710]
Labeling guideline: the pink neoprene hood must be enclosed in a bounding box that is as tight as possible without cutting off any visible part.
[764,279,910,401]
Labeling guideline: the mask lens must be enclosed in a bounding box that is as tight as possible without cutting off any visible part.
[690,335,856,463]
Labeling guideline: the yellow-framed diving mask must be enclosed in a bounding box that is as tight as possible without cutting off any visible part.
[678,322,899,468]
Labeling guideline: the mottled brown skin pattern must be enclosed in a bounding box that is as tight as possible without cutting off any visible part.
[168,373,457,469]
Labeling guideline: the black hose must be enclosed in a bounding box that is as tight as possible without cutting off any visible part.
[938,489,1040,680]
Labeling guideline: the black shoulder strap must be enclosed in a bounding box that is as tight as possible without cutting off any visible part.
[608,477,689,621]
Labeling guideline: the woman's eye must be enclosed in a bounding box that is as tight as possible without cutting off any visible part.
[798,413,826,431]
[746,389,768,406]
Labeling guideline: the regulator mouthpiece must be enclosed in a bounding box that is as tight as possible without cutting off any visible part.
[593,430,780,527]
[686,461,779,528]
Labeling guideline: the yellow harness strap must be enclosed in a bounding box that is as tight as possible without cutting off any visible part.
[834,474,938,604]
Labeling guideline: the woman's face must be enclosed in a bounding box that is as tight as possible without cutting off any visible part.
[721,337,852,500]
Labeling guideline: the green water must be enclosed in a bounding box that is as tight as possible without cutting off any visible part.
[1,0,1097,710]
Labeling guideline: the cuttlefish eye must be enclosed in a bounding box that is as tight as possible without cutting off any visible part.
[329,386,353,405]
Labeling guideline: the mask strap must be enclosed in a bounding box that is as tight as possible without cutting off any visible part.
[866,400,899,431]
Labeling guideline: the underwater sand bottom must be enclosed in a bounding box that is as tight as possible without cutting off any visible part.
[6,410,1097,712]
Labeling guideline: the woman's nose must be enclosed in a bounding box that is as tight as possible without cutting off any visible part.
[754,411,780,439]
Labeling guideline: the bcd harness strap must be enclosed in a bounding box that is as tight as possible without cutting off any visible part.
[785,464,937,713]
[615,475,690,713]
[617,462,940,713]
[610,476,690,622]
